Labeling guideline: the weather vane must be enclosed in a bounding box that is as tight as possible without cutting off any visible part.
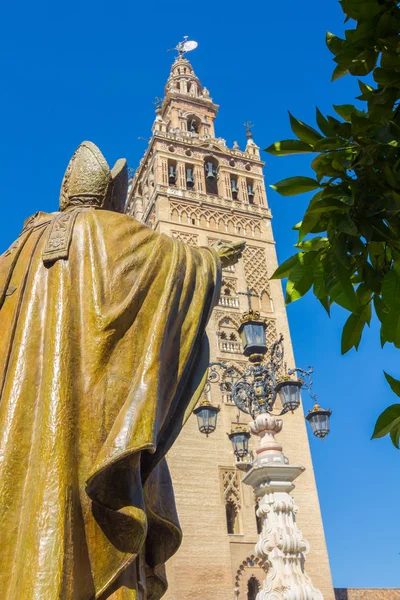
[167,36,198,58]
[244,120,254,138]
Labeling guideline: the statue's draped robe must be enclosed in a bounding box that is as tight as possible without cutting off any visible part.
[0,208,221,600]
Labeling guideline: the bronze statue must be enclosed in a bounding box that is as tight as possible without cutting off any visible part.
[0,142,244,599]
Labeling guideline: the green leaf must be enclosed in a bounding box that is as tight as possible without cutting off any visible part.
[295,237,328,251]
[384,371,400,397]
[336,214,358,236]
[381,310,400,347]
[374,67,400,87]
[299,213,323,243]
[326,260,357,312]
[358,80,373,95]
[313,254,328,299]
[363,263,380,294]
[348,50,378,76]
[373,294,387,323]
[382,268,400,311]
[307,197,349,214]
[371,404,400,439]
[270,253,301,280]
[313,137,346,151]
[316,107,335,137]
[341,312,366,354]
[286,252,317,304]
[332,63,349,81]
[384,164,400,190]
[333,104,357,122]
[288,112,323,145]
[311,153,345,180]
[270,176,321,197]
[318,296,331,315]
[341,0,384,20]
[390,424,400,449]
[326,31,346,55]
[265,139,314,156]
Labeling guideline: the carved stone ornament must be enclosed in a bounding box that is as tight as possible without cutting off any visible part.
[242,416,324,600]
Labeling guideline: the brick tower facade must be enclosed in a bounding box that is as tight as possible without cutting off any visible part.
[125,54,334,600]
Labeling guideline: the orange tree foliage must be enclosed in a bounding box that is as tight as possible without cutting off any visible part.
[266,0,400,447]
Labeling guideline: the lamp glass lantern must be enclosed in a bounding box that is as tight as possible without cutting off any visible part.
[306,405,332,439]
[193,401,220,436]
[275,379,302,412]
[238,312,267,357]
[228,427,251,458]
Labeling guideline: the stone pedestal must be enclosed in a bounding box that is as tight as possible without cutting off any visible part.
[242,414,324,600]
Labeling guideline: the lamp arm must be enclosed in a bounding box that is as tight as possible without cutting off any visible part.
[287,366,318,403]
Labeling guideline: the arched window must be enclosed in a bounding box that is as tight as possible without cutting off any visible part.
[261,291,273,313]
[225,500,240,534]
[187,115,201,133]
[224,287,231,296]
[247,576,260,600]
[204,157,219,195]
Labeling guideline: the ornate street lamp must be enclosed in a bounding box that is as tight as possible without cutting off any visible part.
[238,310,268,357]
[306,404,332,439]
[196,309,332,445]
[227,420,251,458]
[193,398,220,436]
[275,378,302,412]
[195,305,329,599]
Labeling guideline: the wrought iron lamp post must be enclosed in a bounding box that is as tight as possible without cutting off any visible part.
[194,307,331,599]
[194,308,332,444]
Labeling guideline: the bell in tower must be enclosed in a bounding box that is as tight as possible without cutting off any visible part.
[186,167,195,188]
[168,165,177,184]
[205,161,217,179]
[231,178,239,200]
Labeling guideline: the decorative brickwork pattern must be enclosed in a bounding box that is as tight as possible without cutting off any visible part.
[171,230,199,246]
[170,201,262,238]
[243,245,271,297]
[221,468,241,508]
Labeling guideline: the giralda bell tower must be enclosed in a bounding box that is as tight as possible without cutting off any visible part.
[125,45,334,600]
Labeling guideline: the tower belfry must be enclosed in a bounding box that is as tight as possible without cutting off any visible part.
[125,50,334,600]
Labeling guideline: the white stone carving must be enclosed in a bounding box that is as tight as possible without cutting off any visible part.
[242,415,324,600]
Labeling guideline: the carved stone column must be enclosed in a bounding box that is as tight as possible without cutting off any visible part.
[242,414,323,600]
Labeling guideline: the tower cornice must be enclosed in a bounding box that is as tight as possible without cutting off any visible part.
[162,91,219,115]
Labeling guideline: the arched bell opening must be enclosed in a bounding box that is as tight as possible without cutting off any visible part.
[204,156,219,195]
[187,114,201,133]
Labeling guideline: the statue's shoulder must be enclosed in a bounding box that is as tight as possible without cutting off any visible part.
[89,209,146,231]
[22,211,56,233]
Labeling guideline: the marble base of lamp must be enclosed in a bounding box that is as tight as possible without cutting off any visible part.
[242,414,323,600]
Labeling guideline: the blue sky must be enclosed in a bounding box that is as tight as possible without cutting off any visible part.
[1,0,399,589]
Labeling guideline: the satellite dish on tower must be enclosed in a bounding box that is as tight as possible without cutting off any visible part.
[167,36,198,57]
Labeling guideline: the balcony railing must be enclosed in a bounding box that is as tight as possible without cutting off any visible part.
[219,340,242,354]
[218,296,240,308]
